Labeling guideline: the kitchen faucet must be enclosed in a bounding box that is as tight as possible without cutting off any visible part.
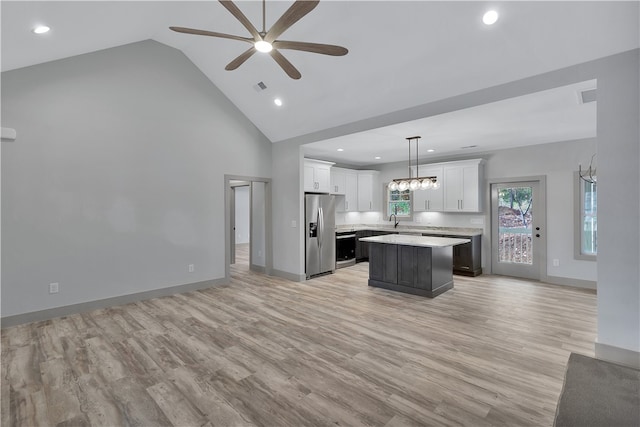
[389,207,400,228]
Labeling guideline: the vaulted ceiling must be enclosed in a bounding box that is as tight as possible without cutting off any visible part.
[2,1,638,156]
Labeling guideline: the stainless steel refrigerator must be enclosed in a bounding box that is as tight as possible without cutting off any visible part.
[305,194,336,279]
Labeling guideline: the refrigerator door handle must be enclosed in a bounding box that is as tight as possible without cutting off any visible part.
[318,207,323,248]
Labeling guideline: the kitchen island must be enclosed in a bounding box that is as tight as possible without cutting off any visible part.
[359,234,470,297]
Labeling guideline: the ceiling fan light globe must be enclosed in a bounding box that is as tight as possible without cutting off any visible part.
[409,179,420,191]
[388,181,399,191]
[255,40,273,53]
[432,180,440,189]
[398,181,409,192]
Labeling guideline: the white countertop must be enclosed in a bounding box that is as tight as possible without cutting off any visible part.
[359,234,470,248]
[336,225,482,237]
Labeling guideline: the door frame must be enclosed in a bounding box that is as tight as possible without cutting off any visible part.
[486,175,547,281]
[224,174,272,279]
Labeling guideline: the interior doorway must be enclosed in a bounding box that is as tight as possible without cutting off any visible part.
[490,178,547,280]
[225,175,272,279]
[230,181,250,268]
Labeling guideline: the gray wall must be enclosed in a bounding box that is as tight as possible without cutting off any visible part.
[234,186,250,244]
[271,140,305,280]
[272,49,640,361]
[1,40,272,318]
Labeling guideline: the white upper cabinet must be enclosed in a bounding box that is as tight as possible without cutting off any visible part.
[411,165,444,212]
[443,159,484,212]
[344,172,358,212]
[357,170,381,212]
[304,159,334,193]
[332,168,359,212]
[330,167,347,195]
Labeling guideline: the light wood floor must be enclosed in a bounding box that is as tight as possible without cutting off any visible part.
[1,263,597,426]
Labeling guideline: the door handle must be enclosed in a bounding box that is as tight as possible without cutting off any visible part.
[317,207,323,248]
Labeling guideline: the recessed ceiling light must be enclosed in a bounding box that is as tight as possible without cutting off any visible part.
[482,10,499,25]
[33,25,50,34]
[427,149,435,153]
[375,156,381,160]
[274,98,283,106]
[337,148,344,152]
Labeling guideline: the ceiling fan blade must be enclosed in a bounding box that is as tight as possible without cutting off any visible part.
[218,0,261,41]
[272,40,348,56]
[269,49,301,80]
[225,47,257,70]
[170,27,253,43]
[264,0,320,43]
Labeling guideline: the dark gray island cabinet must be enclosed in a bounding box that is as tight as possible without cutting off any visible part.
[360,235,470,297]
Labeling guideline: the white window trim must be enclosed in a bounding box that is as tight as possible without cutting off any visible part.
[574,172,597,261]
[386,184,413,221]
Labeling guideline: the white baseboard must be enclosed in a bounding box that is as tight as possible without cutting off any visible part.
[544,275,597,290]
[1,277,228,328]
[595,341,640,370]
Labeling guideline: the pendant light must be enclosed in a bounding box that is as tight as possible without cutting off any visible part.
[388,136,438,191]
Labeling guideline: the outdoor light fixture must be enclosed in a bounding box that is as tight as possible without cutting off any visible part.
[388,136,439,192]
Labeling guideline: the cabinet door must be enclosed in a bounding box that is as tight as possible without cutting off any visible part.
[303,163,316,192]
[444,167,464,211]
[460,165,479,211]
[344,172,358,211]
[413,188,429,212]
[382,244,398,284]
[413,166,443,212]
[444,164,481,212]
[357,172,381,211]
[357,173,373,211]
[315,165,331,193]
[415,247,433,290]
[424,166,444,211]
[369,243,384,280]
[397,246,417,287]
[331,169,346,195]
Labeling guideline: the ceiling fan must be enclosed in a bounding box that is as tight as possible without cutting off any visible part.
[170,0,348,80]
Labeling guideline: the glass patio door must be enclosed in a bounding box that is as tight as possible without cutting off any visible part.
[491,181,545,280]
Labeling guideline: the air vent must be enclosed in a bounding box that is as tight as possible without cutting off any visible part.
[461,145,478,150]
[253,81,268,92]
[580,88,596,104]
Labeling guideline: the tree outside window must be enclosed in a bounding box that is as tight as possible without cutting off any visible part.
[388,188,411,217]
[581,180,597,256]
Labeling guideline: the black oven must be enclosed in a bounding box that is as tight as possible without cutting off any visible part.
[336,230,356,268]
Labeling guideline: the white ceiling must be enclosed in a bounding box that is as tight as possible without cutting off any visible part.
[303,79,597,166]
[2,1,638,149]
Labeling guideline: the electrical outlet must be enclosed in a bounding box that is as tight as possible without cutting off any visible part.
[188,264,195,273]
[291,220,296,228]
[415,217,422,223]
[49,282,59,294]
[553,259,560,267]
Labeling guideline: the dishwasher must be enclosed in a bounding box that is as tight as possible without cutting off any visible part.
[335,230,356,268]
